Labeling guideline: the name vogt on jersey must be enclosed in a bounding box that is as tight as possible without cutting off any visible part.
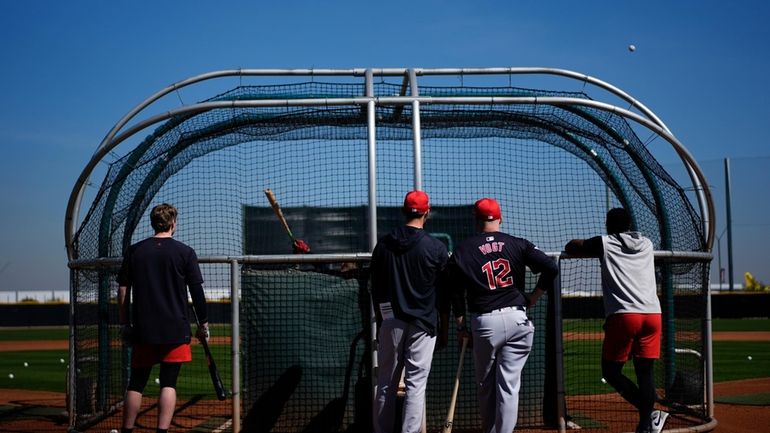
[478,236,505,255]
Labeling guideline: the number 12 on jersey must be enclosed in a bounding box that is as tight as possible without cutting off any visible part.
[481,258,513,290]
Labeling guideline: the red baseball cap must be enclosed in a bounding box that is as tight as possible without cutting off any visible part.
[474,197,502,221]
[403,190,431,214]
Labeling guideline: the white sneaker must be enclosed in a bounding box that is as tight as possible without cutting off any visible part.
[650,410,669,433]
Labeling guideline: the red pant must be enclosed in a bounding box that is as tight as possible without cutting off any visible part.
[602,313,661,361]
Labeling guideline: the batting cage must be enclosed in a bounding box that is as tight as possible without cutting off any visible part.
[66,68,715,433]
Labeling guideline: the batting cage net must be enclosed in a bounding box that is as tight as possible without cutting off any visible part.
[67,68,713,433]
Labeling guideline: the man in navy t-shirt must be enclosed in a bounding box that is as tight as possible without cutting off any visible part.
[117,203,209,433]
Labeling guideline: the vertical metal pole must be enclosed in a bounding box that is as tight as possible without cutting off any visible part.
[366,69,378,251]
[408,69,423,190]
[704,273,715,420]
[365,69,380,417]
[717,234,723,288]
[724,158,734,291]
[553,258,567,433]
[231,259,241,433]
[68,268,77,430]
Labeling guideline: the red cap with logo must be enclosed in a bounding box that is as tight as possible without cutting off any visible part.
[474,197,502,221]
[403,190,431,214]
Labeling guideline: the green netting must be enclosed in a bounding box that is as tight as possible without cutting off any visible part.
[69,77,710,432]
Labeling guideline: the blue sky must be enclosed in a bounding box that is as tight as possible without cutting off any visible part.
[0,1,768,290]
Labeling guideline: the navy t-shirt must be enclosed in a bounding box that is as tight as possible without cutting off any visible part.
[117,237,206,345]
[447,231,558,317]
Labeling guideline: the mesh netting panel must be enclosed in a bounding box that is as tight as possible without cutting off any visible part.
[70,79,710,432]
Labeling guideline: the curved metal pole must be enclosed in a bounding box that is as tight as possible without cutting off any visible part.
[65,94,714,260]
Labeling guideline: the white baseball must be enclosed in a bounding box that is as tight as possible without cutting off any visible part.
[23,362,29,367]
[60,358,65,363]
[8,373,14,379]
[628,44,636,52]
[748,355,753,360]
[155,378,160,384]
[601,377,607,384]
[110,429,119,433]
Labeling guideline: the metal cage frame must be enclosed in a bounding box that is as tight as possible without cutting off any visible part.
[65,67,716,433]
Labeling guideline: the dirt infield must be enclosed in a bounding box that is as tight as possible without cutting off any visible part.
[1,378,768,432]
[0,340,68,352]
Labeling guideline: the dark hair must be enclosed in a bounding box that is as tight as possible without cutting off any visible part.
[606,207,631,234]
[150,203,177,233]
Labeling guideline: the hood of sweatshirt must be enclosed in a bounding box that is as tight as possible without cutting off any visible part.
[383,225,427,253]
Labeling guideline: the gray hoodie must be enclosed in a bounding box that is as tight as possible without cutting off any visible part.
[600,232,661,316]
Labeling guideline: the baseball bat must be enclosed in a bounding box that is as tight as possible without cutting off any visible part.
[442,337,469,433]
[193,310,226,401]
[263,188,295,243]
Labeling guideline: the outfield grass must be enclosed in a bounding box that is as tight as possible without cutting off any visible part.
[711,318,770,332]
[0,319,767,397]
[564,318,770,333]
[0,345,231,398]
[0,350,69,391]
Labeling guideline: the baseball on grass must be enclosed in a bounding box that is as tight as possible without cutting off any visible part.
[628,44,636,52]
[60,358,65,363]
[748,355,753,360]
[8,373,14,379]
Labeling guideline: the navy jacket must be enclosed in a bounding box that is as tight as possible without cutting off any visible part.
[370,226,449,335]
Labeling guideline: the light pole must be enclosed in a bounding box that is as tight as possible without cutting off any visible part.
[716,227,727,290]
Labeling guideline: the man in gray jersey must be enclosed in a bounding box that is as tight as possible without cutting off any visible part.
[565,208,668,433]
[448,198,557,433]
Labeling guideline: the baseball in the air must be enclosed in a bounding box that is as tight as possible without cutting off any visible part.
[628,44,636,52]
[23,362,28,367]
[110,429,119,433]
[8,373,14,379]
[155,378,160,384]
[601,377,607,384]
[748,355,753,360]
[60,358,65,364]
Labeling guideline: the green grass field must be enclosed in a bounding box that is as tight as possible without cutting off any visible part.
[0,320,767,396]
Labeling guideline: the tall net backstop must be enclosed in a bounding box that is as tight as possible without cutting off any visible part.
[66,68,714,433]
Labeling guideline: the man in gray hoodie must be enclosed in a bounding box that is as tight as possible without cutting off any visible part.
[370,190,449,433]
[565,208,668,433]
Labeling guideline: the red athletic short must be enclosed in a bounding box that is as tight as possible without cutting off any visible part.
[602,313,662,361]
[131,343,192,368]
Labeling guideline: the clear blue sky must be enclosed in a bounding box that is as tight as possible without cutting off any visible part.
[1,1,768,291]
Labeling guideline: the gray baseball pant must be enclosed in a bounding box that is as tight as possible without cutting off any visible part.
[471,307,534,433]
[374,317,436,433]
